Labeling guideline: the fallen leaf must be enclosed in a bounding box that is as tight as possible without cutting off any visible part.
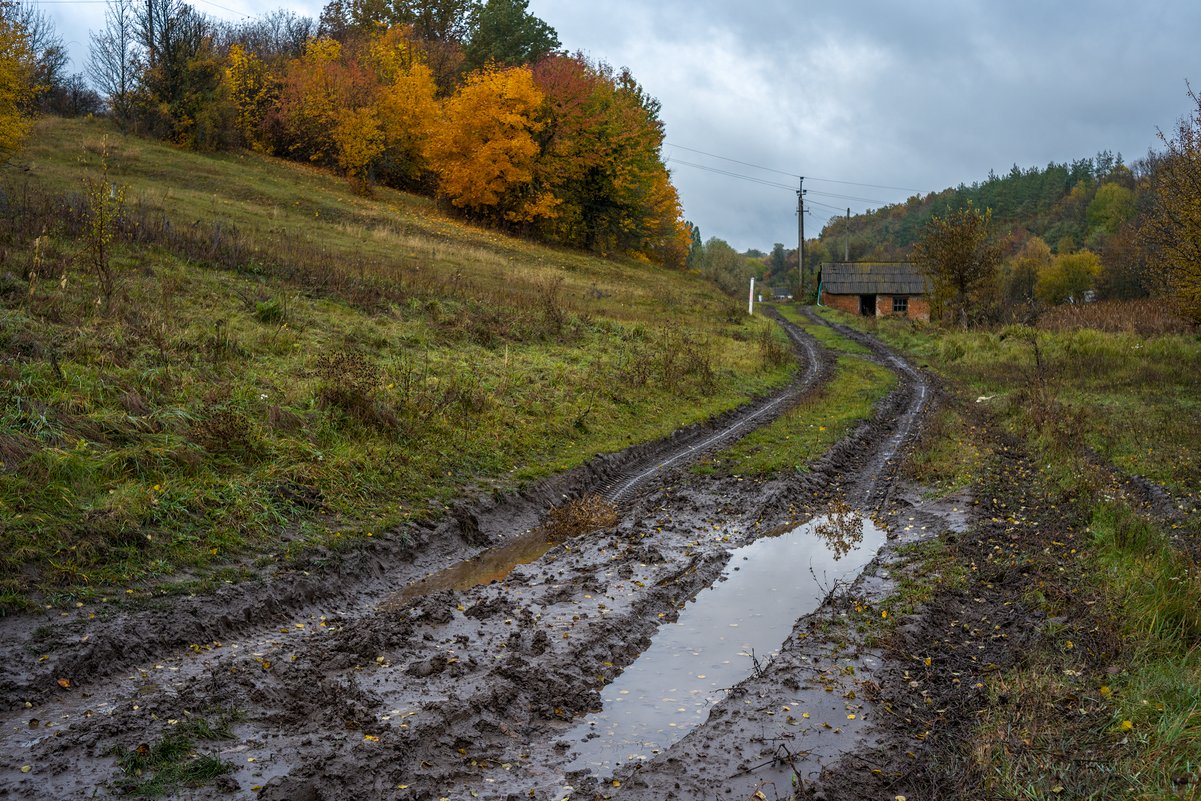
[56,678,70,689]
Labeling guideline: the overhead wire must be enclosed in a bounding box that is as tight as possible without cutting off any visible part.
[665,142,925,194]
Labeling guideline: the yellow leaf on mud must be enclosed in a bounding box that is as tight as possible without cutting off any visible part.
[364,734,380,742]
[56,678,70,689]
[923,657,932,667]
[20,765,31,773]
[802,712,810,719]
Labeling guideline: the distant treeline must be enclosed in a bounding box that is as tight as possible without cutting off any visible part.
[0,0,691,267]
[811,151,1155,303]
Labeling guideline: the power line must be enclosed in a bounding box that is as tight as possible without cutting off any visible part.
[667,158,798,192]
[665,143,799,179]
[806,188,893,206]
[666,141,925,194]
[32,0,249,14]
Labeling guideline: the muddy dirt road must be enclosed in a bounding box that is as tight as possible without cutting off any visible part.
[1,310,966,800]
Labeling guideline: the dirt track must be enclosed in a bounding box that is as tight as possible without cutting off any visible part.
[1,309,963,800]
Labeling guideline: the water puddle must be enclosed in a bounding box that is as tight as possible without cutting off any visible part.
[386,527,564,607]
[565,510,885,772]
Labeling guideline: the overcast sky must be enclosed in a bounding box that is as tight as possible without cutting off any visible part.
[44,0,1201,251]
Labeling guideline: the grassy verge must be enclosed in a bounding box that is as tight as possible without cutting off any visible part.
[816,303,1201,800]
[0,117,796,612]
[694,314,895,477]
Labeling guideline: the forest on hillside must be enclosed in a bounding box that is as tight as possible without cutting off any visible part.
[0,0,691,266]
[809,150,1155,305]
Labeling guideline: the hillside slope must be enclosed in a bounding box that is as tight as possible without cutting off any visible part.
[0,116,794,611]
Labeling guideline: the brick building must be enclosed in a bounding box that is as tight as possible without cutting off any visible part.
[818,262,932,322]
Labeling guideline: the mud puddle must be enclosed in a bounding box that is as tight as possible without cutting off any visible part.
[565,510,885,774]
[385,526,563,607]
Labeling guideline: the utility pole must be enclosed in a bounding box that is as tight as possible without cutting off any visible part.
[796,177,806,299]
[844,207,850,262]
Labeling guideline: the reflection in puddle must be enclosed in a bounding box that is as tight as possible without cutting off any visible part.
[566,513,885,773]
[386,529,562,607]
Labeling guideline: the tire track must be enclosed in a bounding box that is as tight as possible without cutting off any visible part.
[0,313,828,707]
[596,309,825,504]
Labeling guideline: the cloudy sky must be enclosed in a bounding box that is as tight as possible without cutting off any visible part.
[43,0,1201,251]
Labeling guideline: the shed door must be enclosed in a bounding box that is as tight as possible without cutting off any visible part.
[859,294,877,316]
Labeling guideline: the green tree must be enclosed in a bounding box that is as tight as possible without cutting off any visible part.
[1036,250,1101,304]
[1086,181,1135,238]
[464,0,558,70]
[911,202,1002,326]
[1144,84,1201,321]
[1003,235,1052,305]
[696,237,755,296]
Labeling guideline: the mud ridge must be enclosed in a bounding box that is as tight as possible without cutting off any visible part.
[0,315,828,708]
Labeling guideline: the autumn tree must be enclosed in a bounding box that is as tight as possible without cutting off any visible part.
[695,237,756,296]
[912,202,1002,326]
[464,0,558,70]
[528,55,676,256]
[0,2,34,162]
[133,0,234,148]
[270,36,374,164]
[331,105,383,192]
[319,0,469,89]
[425,64,548,223]
[10,3,67,110]
[367,25,438,187]
[1086,181,1135,241]
[225,42,277,148]
[1002,235,1051,306]
[1144,83,1201,321]
[1036,249,1101,305]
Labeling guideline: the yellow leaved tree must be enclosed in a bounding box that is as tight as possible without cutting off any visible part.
[367,26,438,187]
[332,105,384,193]
[225,43,278,151]
[0,6,34,162]
[425,64,551,223]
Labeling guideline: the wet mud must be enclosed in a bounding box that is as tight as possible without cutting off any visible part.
[1,309,965,801]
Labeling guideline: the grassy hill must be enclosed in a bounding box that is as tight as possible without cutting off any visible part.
[0,116,795,612]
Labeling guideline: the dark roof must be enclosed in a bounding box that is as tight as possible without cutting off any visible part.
[820,262,931,295]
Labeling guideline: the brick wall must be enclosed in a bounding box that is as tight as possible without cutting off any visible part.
[821,292,860,316]
[821,292,930,322]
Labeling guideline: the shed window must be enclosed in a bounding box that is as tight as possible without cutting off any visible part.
[892,296,908,314]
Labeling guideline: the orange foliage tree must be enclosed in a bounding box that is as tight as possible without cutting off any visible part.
[528,54,688,265]
[270,36,374,166]
[366,26,438,187]
[425,64,551,223]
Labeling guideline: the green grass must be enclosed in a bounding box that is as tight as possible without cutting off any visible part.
[814,306,1201,497]
[904,405,987,498]
[0,117,798,611]
[113,734,231,798]
[695,331,896,477]
[774,303,870,354]
[820,300,1201,800]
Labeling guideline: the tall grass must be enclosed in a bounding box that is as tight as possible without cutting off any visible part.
[0,117,798,611]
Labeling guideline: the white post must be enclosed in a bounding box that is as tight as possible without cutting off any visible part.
[748,277,755,315]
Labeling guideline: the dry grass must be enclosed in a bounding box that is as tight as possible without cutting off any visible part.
[538,495,619,540]
[1038,299,1196,335]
